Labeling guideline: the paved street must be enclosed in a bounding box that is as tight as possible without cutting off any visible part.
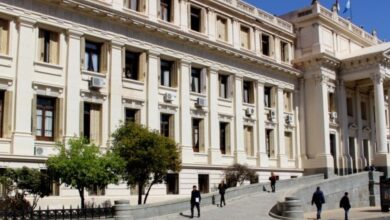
[305,207,390,220]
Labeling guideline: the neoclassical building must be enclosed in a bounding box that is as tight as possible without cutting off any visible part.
[0,0,388,207]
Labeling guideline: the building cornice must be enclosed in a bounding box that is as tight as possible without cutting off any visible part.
[293,53,341,71]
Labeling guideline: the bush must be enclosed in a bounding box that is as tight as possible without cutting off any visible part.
[0,192,32,212]
[224,163,258,187]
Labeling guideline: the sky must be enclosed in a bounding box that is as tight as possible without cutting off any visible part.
[244,0,389,41]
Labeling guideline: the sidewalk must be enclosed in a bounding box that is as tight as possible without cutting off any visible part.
[305,207,390,220]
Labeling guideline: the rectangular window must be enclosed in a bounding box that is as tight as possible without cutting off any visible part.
[264,86,272,108]
[160,113,174,138]
[190,6,202,32]
[160,60,174,87]
[125,108,140,124]
[83,103,102,145]
[36,97,55,141]
[160,0,173,22]
[283,91,292,112]
[124,51,140,80]
[0,91,3,138]
[347,97,353,117]
[219,122,229,155]
[166,173,179,195]
[280,41,289,62]
[85,40,102,72]
[219,75,229,99]
[192,118,204,153]
[191,67,201,93]
[125,0,140,11]
[0,18,9,55]
[266,129,275,158]
[285,132,293,159]
[88,185,105,196]
[361,102,367,120]
[261,34,270,56]
[38,29,59,64]
[243,81,254,104]
[198,174,209,194]
[240,26,250,49]
[216,16,227,42]
[244,126,254,157]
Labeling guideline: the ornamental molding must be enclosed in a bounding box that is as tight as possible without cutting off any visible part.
[0,77,13,90]
[348,123,358,130]
[371,73,386,85]
[158,104,178,114]
[32,81,63,97]
[80,90,107,103]
[218,114,233,122]
[122,97,144,108]
[190,108,208,117]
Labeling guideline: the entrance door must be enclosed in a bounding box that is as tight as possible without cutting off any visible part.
[349,137,356,173]
[330,134,337,174]
[363,139,370,167]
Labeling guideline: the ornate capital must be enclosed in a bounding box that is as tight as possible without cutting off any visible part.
[371,73,386,85]
[314,75,329,85]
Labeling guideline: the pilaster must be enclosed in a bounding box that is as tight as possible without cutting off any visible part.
[234,75,245,163]
[179,0,189,31]
[180,60,193,164]
[337,80,351,175]
[232,19,240,50]
[355,88,365,171]
[277,87,287,167]
[146,51,160,130]
[208,68,221,164]
[148,0,158,21]
[256,82,269,167]
[207,9,216,41]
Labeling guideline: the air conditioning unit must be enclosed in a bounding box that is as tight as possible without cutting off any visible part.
[195,97,208,108]
[268,110,276,122]
[35,146,44,156]
[286,114,294,124]
[245,107,255,116]
[164,92,176,102]
[89,77,106,89]
[330,112,338,120]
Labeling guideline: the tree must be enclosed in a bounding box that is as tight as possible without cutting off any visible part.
[46,137,124,209]
[224,163,258,187]
[0,167,50,211]
[112,122,181,205]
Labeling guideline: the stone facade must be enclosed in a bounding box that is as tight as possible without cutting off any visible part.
[0,0,388,208]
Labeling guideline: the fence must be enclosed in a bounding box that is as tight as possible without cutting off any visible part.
[0,206,113,220]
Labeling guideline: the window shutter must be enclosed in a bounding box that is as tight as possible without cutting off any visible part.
[90,104,102,146]
[140,0,146,12]
[121,47,126,78]
[171,61,178,87]
[200,8,207,33]
[138,52,147,81]
[200,68,207,94]
[100,42,108,74]
[225,123,231,155]
[285,43,290,62]
[170,0,175,22]
[249,83,254,104]
[55,98,63,142]
[31,95,37,136]
[271,87,276,108]
[0,20,8,54]
[49,32,59,64]
[199,119,205,153]
[2,91,12,138]
[270,36,275,56]
[169,115,175,140]
[135,109,141,124]
[80,36,86,70]
[227,75,233,99]
[79,101,84,137]
[38,30,45,62]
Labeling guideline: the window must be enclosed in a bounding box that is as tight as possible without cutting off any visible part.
[328,93,336,112]
[160,113,174,138]
[190,6,203,32]
[264,86,274,108]
[347,97,353,117]
[240,25,250,50]
[261,34,270,56]
[192,118,204,153]
[124,0,145,12]
[166,173,179,194]
[349,137,356,172]
[38,29,59,64]
[160,0,173,22]
[219,75,229,99]
[125,108,140,123]
[84,40,102,72]
[36,97,55,141]
[243,81,254,104]
[244,126,254,157]
[0,18,9,55]
[0,91,3,138]
[285,132,293,159]
[198,174,209,193]
[82,103,102,145]
[280,41,289,62]
[266,129,275,158]
[191,67,201,93]
[361,102,367,120]
[124,51,139,80]
[220,122,230,155]
[160,60,177,87]
[88,185,105,196]
[216,16,227,42]
[284,91,292,112]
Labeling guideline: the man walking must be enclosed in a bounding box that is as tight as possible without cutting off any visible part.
[218,180,227,207]
[311,187,325,219]
[340,192,351,220]
[190,185,201,218]
[269,172,277,192]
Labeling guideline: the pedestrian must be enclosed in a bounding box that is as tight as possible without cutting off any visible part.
[340,192,351,220]
[269,172,277,192]
[218,180,227,207]
[190,185,201,218]
[311,187,325,219]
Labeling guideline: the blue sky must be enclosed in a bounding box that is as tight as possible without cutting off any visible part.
[244,0,389,41]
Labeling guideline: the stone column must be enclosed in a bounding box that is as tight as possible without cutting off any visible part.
[208,68,221,164]
[180,60,193,164]
[12,17,36,155]
[299,79,308,161]
[146,51,160,130]
[294,89,303,169]
[234,76,245,163]
[256,82,269,167]
[337,80,351,175]
[355,88,365,171]
[277,87,287,167]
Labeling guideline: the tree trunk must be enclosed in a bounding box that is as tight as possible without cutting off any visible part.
[143,182,155,204]
[137,183,143,205]
[78,188,85,209]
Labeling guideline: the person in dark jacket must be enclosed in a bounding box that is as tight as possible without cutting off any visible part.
[340,192,351,220]
[190,185,201,218]
[269,172,277,192]
[311,187,325,219]
[218,181,227,207]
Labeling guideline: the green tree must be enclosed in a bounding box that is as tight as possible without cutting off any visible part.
[224,163,258,187]
[112,122,181,205]
[46,137,124,209]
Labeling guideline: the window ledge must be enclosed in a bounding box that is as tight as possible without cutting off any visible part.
[0,53,12,61]
[194,152,208,156]
[221,154,234,158]
[159,85,178,92]
[34,61,63,70]
[264,107,275,111]
[188,30,208,39]
[246,156,257,159]
[81,69,106,78]
[158,20,180,29]
[218,97,232,103]
[35,140,56,146]
[190,92,207,98]
[122,7,148,18]
[243,103,255,107]
[0,138,11,143]
[122,78,145,85]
